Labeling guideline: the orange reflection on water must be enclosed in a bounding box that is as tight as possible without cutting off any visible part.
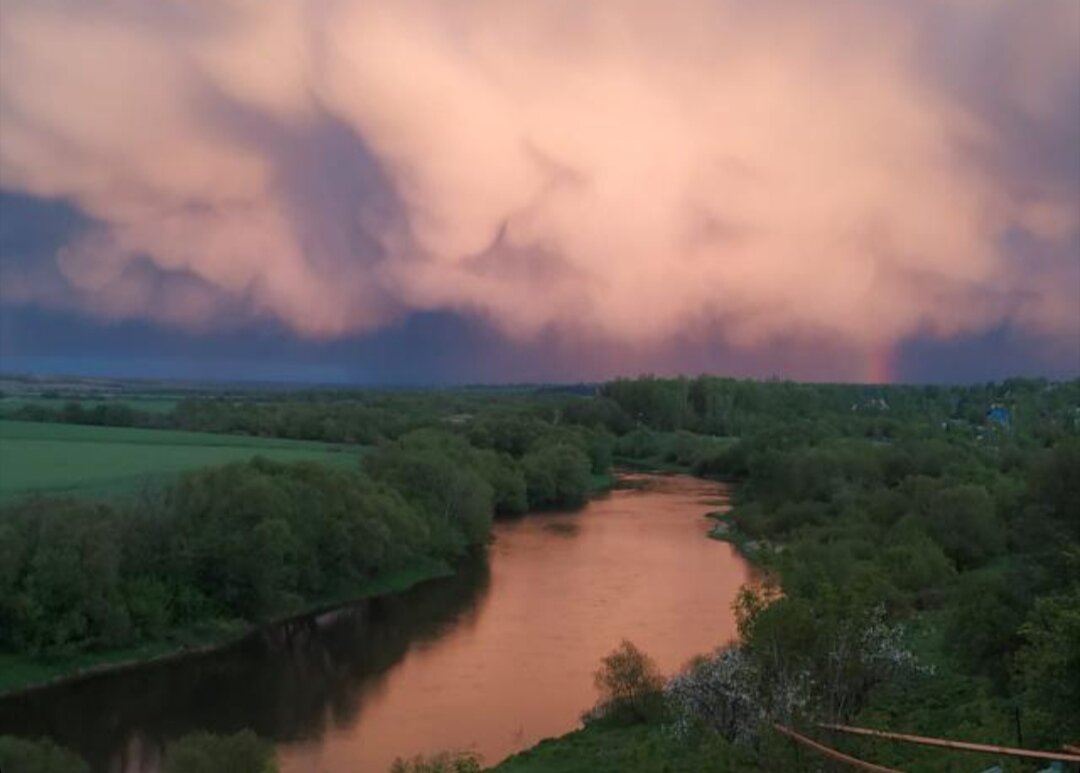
[279,473,751,772]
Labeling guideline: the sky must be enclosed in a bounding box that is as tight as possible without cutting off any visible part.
[0,0,1078,385]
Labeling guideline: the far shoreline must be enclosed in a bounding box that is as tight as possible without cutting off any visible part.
[0,561,453,699]
[0,472,623,700]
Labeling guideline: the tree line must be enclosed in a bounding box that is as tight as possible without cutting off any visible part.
[0,420,603,660]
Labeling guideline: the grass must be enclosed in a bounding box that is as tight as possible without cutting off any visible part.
[0,420,364,501]
[491,724,755,773]
[587,472,616,492]
[0,561,452,696]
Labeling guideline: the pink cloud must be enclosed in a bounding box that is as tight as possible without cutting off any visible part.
[1,0,1077,377]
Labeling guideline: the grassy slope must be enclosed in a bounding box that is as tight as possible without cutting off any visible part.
[0,420,363,501]
[492,724,757,773]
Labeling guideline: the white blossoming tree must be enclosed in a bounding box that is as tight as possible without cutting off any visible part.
[665,583,927,745]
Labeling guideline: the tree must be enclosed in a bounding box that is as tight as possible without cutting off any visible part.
[162,730,277,773]
[477,451,528,515]
[736,585,924,724]
[1029,440,1080,538]
[0,736,89,773]
[522,443,591,509]
[1014,582,1080,745]
[665,647,762,743]
[365,431,496,553]
[591,640,666,724]
[882,520,955,608]
[926,484,1004,569]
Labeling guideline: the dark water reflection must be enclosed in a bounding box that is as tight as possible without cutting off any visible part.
[0,560,491,772]
[0,474,749,773]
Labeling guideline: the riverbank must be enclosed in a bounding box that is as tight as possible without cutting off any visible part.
[0,560,453,697]
[588,471,616,492]
[0,471,620,700]
[3,469,752,772]
[492,722,758,772]
[616,458,762,559]
[622,460,770,564]
[704,508,779,563]
[484,468,753,773]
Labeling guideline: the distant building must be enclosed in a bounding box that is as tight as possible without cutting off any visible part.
[986,405,1011,427]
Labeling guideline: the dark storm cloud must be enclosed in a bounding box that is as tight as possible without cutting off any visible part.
[0,0,1077,381]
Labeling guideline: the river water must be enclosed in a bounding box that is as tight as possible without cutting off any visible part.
[0,473,751,772]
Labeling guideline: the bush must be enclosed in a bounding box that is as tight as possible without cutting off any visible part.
[736,587,925,724]
[590,640,666,724]
[926,484,1005,569]
[389,751,482,773]
[522,444,591,509]
[1014,584,1080,746]
[0,736,89,773]
[665,647,762,744]
[162,730,277,773]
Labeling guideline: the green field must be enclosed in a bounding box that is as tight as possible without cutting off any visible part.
[0,420,362,501]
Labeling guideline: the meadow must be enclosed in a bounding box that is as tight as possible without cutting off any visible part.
[0,419,361,501]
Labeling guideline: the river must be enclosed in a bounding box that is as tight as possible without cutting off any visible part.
[0,473,751,772]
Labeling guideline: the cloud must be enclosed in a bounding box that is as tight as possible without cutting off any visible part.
[1,0,1077,375]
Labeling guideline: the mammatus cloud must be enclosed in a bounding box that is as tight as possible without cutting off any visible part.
[1,0,1077,375]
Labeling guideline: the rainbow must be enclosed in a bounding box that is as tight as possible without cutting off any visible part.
[865,347,896,384]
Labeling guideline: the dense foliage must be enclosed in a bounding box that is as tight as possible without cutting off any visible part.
[0,459,443,654]
[8,387,599,448]
[0,731,277,773]
[590,376,1080,768]
[2,375,1076,771]
[162,730,277,773]
[0,736,89,773]
[390,751,483,773]
[589,640,666,724]
[0,403,608,667]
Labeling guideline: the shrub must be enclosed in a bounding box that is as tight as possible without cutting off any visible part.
[522,444,591,509]
[590,640,666,724]
[389,751,482,773]
[0,736,89,773]
[665,647,763,744]
[162,730,277,773]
